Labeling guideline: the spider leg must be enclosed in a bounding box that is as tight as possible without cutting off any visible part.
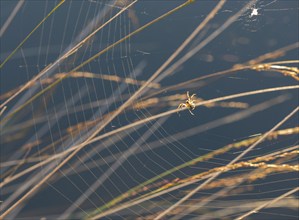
[177,103,185,116]
[191,93,196,99]
[187,91,190,99]
[178,103,185,109]
[188,109,195,115]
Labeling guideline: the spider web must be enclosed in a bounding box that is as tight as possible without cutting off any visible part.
[1,0,298,219]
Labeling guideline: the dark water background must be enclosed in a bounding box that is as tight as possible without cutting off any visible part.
[1,0,298,219]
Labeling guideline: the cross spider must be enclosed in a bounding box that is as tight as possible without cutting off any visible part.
[177,91,196,115]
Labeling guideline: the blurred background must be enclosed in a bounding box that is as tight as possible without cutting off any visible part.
[1,0,298,219]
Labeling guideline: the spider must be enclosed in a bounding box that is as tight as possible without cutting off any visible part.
[177,91,196,115]
[249,7,259,18]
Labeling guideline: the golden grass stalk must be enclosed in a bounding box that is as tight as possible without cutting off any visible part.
[0,0,138,110]
[0,2,199,218]
[236,187,299,220]
[252,64,299,80]
[153,107,298,220]
[91,146,298,219]
[0,0,66,68]
[0,72,160,100]
[1,85,297,190]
